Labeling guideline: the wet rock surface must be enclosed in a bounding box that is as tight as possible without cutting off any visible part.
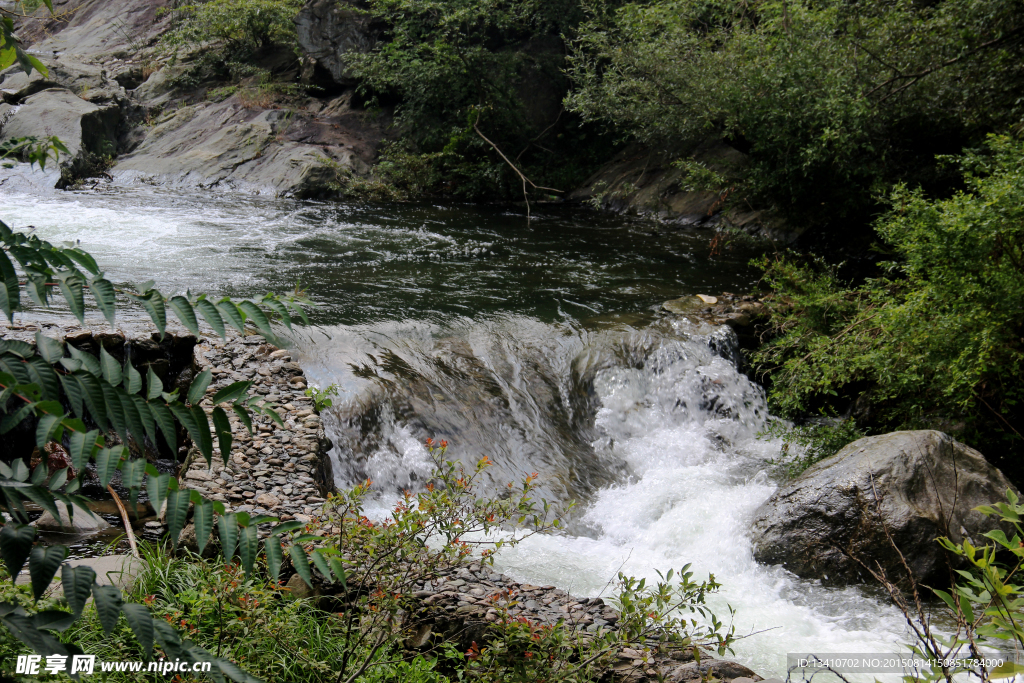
[751,430,1018,586]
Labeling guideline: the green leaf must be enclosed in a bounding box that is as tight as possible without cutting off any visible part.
[211,407,232,464]
[261,296,292,331]
[239,524,258,576]
[238,301,275,341]
[95,447,123,488]
[75,373,109,432]
[33,332,63,364]
[99,345,123,387]
[118,392,146,445]
[328,558,347,590]
[146,472,170,519]
[187,368,213,406]
[32,609,76,632]
[194,499,214,555]
[69,345,102,377]
[289,545,314,589]
[218,513,239,564]
[1,403,34,435]
[131,291,167,338]
[270,521,304,536]
[121,603,155,658]
[191,404,214,465]
[64,247,99,275]
[216,299,246,333]
[56,273,86,324]
[124,360,143,395]
[166,488,191,546]
[231,404,253,434]
[146,366,164,401]
[211,381,252,406]
[29,545,67,600]
[148,401,177,453]
[62,564,96,617]
[34,413,63,449]
[69,428,100,471]
[168,296,200,336]
[59,372,84,419]
[0,524,35,581]
[90,278,117,326]
[310,549,333,583]
[264,536,283,584]
[196,298,226,338]
[1,613,68,658]
[92,584,124,635]
[0,249,19,321]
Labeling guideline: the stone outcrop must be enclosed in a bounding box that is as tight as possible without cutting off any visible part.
[750,430,1017,586]
[569,139,798,242]
[295,0,379,85]
[1,0,386,194]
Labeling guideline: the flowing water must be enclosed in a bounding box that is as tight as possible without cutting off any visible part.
[1,183,912,677]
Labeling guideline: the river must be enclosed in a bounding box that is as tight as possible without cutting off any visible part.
[0,183,910,678]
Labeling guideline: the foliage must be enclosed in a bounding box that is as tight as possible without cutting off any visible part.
[161,0,305,98]
[753,135,1024,458]
[864,490,1024,682]
[0,220,330,681]
[163,0,303,53]
[62,546,351,683]
[0,0,51,77]
[345,0,616,201]
[759,418,865,478]
[305,383,339,413]
[566,0,1024,234]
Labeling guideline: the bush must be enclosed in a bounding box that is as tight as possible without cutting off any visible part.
[164,0,303,53]
[345,0,618,201]
[566,0,1024,236]
[759,418,865,478]
[753,135,1024,462]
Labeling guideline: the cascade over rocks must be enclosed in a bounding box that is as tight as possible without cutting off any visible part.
[750,430,1017,586]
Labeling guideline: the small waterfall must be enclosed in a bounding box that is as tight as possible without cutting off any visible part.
[297,314,910,679]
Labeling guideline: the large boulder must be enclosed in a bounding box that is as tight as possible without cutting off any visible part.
[33,502,111,534]
[0,88,120,160]
[751,430,1017,586]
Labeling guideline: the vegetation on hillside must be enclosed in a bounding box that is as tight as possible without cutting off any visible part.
[566,0,1024,238]
[753,136,1024,470]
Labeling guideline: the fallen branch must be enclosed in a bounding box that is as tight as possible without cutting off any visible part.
[473,120,562,220]
[107,484,140,559]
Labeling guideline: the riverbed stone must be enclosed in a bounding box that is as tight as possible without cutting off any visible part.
[751,430,1017,586]
[33,502,111,533]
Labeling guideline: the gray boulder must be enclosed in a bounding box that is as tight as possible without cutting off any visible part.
[33,502,111,533]
[0,87,121,176]
[751,430,1017,586]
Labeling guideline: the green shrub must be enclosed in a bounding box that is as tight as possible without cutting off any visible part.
[164,0,303,53]
[345,0,618,201]
[566,0,1024,235]
[753,135,1024,458]
[759,418,865,478]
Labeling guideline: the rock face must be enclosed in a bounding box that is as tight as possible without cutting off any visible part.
[1,0,386,194]
[295,0,379,85]
[751,430,1017,586]
[569,138,797,241]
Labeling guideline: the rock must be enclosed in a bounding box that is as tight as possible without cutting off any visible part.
[295,0,379,86]
[662,296,705,315]
[33,502,111,533]
[667,660,762,682]
[178,522,221,559]
[255,493,281,507]
[17,555,140,594]
[285,573,319,600]
[0,87,120,171]
[696,294,718,304]
[751,430,1017,586]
